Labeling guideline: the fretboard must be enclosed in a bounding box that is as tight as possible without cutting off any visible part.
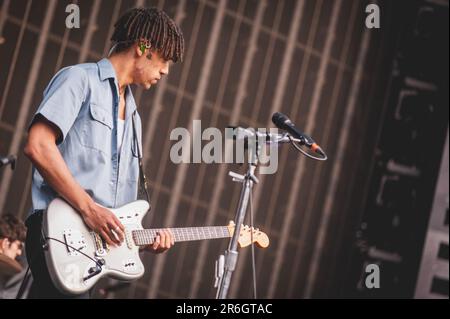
[132,227,231,246]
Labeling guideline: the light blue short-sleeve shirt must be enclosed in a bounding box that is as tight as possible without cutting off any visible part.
[29,58,143,212]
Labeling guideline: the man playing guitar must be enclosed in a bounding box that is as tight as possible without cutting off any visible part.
[23,7,184,298]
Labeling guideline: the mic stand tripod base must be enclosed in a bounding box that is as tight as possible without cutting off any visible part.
[214,255,225,288]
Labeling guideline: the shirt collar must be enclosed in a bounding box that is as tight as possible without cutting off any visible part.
[97,58,138,118]
[97,58,116,81]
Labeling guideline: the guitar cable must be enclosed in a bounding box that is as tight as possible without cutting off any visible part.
[288,135,328,161]
[15,223,49,299]
[15,265,31,299]
[248,148,258,299]
[247,146,261,299]
[15,225,102,298]
[249,187,258,299]
[16,227,105,299]
[43,236,104,271]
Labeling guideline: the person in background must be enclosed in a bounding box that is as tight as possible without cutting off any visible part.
[0,214,28,299]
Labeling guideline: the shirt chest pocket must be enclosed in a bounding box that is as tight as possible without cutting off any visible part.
[79,103,113,156]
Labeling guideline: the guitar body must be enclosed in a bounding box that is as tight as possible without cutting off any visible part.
[42,198,269,296]
[43,198,149,295]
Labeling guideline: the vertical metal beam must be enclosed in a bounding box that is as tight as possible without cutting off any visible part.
[141,0,185,171]
[0,0,32,119]
[125,0,170,299]
[146,0,227,299]
[267,0,305,122]
[267,0,342,298]
[141,0,201,229]
[169,0,246,296]
[228,4,287,292]
[101,0,122,57]
[188,0,267,298]
[78,0,101,63]
[135,0,145,7]
[230,0,308,298]
[0,0,58,213]
[303,21,372,299]
[332,1,391,297]
[188,0,268,298]
[249,1,285,126]
[54,28,71,72]
[0,0,10,39]
[139,1,195,229]
[286,0,359,297]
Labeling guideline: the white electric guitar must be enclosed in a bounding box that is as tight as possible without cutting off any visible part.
[42,197,269,295]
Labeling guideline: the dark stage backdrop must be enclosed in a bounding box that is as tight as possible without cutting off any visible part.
[0,0,448,298]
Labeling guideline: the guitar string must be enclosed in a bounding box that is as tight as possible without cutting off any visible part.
[132,226,230,244]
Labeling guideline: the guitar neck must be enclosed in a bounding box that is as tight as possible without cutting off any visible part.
[132,226,231,246]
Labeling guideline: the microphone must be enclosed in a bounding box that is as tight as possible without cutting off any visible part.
[271,112,325,157]
[0,155,16,169]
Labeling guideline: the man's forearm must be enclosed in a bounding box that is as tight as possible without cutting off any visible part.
[24,138,94,215]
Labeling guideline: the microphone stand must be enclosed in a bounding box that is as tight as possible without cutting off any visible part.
[215,141,260,299]
[213,128,326,298]
[0,155,16,170]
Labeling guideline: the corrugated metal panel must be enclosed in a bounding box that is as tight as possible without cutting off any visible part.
[0,0,427,298]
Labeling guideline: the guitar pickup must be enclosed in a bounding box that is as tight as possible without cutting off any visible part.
[91,232,109,256]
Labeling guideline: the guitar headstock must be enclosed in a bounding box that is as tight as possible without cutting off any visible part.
[227,221,269,248]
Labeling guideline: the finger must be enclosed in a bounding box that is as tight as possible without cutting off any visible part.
[109,227,122,245]
[164,229,172,249]
[168,229,175,246]
[111,222,125,243]
[111,213,125,232]
[106,219,124,243]
[159,231,167,249]
[107,215,125,242]
[103,223,120,246]
[153,234,161,250]
[104,221,120,245]
[100,229,116,247]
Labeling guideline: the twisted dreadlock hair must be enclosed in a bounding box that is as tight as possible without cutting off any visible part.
[111,7,184,63]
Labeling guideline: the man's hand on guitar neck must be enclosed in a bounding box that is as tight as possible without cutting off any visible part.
[142,229,175,254]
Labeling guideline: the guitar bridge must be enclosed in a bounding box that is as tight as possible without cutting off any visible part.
[63,229,86,256]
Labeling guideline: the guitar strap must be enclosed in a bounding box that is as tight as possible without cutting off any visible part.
[131,111,151,208]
